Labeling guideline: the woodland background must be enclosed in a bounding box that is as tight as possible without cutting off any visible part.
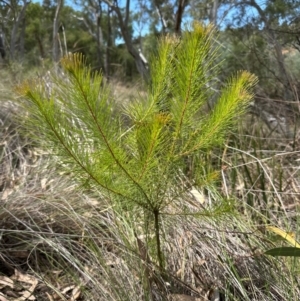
[0,0,299,88]
[1,0,300,131]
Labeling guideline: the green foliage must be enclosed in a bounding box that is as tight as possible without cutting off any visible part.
[265,226,300,258]
[219,29,275,92]
[285,51,300,79]
[18,22,257,272]
[265,247,300,257]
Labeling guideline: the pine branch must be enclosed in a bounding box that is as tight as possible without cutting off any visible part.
[18,23,258,274]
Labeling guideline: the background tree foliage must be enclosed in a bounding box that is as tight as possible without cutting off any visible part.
[0,0,299,127]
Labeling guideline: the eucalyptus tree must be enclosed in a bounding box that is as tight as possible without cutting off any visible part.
[218,0,300,102]
[11,0,30,60]
[188,0,224,26]
[74,0,123,77]
[92,0,150,78]
[52,0,63,63]
[0,0,30,61]
[77,0,191,78]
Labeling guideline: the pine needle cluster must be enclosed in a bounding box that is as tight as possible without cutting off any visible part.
[18,22,257,272]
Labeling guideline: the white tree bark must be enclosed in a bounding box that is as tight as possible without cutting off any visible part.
[53,0,63,63]
[102,0,150,79]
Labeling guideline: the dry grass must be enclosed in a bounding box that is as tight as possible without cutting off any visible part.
[222,114,300,226]
[110,79,147,106]
[1,74,300,300]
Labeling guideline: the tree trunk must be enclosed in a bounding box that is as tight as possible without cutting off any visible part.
[174,0,188,34]
[19,14,26,60]
[210,0,219,26]
[10,0,29,60]
[105,7,112,80]
[154,0,168,33]
[96,8,104,71]
[53,0,63,63]
[0,32,5,59]
[102,0,149,79]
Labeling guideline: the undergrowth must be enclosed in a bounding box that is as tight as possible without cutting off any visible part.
[0,24,300,301]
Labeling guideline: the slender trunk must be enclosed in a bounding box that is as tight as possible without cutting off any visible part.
[125,0,130,27]
[211,0,219,26]
[36,34,45,58]
[53,0,63,63]
[0,32,5,59]
[96,12,102,70]
[10,0,29,60]
[19,15,26,60]
[154,0,167,33]
[174,0,188,34]
[105,7,112,80]
[103,0,149,79]
[154,209,164,272]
